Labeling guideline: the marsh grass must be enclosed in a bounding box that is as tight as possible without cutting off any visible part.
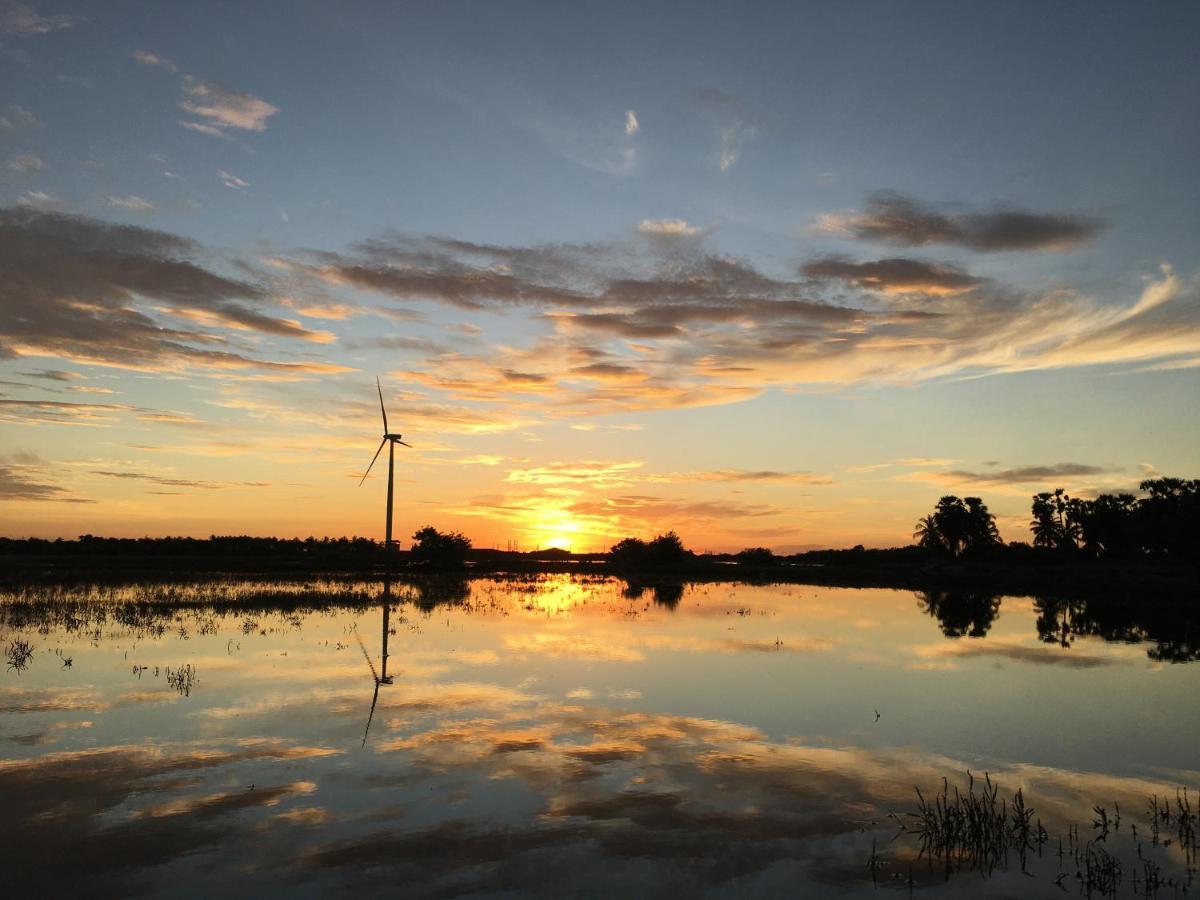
[4,637,34,671]
[904,771,1047,877]
[895,774,1197,897]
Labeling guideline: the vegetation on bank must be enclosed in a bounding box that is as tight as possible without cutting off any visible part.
[1,479,1194,595]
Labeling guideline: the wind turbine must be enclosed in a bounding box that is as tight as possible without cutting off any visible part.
[360,377,412,554]
[358,575,394,747]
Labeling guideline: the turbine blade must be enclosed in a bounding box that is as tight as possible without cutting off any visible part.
[397,440,413,448]
[376,376,389,434]
[359,438,386,485]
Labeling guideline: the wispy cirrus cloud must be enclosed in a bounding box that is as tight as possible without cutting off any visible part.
[817,191,1105,252]
[690,88,760,172]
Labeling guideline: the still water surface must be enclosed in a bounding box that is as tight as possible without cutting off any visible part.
[1,576,1197,897]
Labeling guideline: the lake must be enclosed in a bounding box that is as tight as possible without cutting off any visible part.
[1,575,1197,897]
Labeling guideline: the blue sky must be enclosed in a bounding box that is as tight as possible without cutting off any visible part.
[2,0,1198,549]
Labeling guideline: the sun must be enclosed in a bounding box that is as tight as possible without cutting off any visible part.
[533,516,584,553]
[542,534,573,552]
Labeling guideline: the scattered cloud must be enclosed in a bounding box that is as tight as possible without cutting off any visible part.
[17,190,58,209]
[131,49,176,72]
[8,152,43,174]
[0,103,40,130]
[178,119,228,139]
[103,194,155,213]
[818,191,1105,252]
[89,470,269,491]
[298,229,1200,418]
[216,169,249,191]
[134,55,278,139]
[180,75,278,134]
[0,207,347,373]
[624,110,638,136]
[801,257,985,296]
[637,218,701,238]
[910,463,1112,487]
[17,368,79,381]
[690,88,760,172]
[0,462,83,501]
[0,2,74,35]
[915,640,1118,669]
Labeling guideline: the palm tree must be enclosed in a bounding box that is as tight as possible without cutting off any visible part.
[913,514,943,552]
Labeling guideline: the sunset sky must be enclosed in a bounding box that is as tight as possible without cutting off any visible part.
[2,0,1198,551]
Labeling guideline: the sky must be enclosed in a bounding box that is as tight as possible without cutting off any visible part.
[1,0,1198,552]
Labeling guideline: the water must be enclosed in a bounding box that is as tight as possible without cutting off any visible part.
[1,575,1196,897]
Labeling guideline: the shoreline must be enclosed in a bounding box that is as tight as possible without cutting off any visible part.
[1,551,1195,601]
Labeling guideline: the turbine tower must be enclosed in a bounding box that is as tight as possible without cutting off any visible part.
[360,377,411,555]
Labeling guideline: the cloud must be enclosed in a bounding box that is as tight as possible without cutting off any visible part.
[217,169,249,190]
[506,460,646,487]
[17,190,58,209]
[8,152,43,173]
[0,207,346,373]
[103,194,155,213]
[89,470,269,491]
[910,463,1111,487]
[300,229,1200,420]
[131,49,176,73]
[637,218,701,238]
[180,76,278,133]
[818,192,1105,252]
[178,120,229,139]
[801,257,985,296]
[690,88,760,172]
[0,2,74,35]
[0,103,40,130]
[915,640,1118,669]
[661,470,833,485]
[17,368,79,381]
[0,463,85,501]
[624,110,639,136]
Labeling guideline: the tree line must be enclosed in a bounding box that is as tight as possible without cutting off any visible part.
[914,477,1199,560]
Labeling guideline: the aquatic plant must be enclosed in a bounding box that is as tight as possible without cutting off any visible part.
[904,772,1046,876]
[4,637,34,671]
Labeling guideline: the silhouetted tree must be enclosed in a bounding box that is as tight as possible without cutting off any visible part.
[409,526,471,568]
[1029,477,1199,558]
[914,496,1001,558]
[609,531,690,569]
[1031,489,1079,552]
[609,537,649,569]
[913,514,943,553]
[735,547,775,566]
[409,575,471,609]
[917,590,1001,638]
[1069,493,1139,558]
[1137,477,1200,558]
[651,580,684,609]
